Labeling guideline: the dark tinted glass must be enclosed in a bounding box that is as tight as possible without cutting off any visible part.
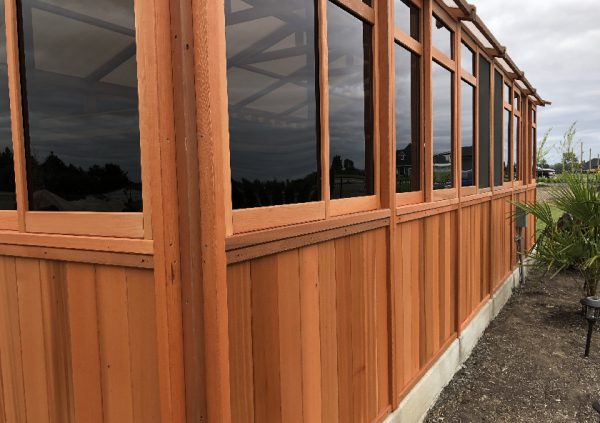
[226,0,320,209]
[461,43,474,75]
[503,109,510,182]
[493,70,503,186]
[394,0,420,40]
[432,62,453,190]
[478,57,490,188]
[514,115,520,180]
[18,0,142,212]
[395,44,420,193]
[532,126,536,176]
[461,81,474,187]
[0,0,15,210]
[328,2,374,199]
[432,16,452,58]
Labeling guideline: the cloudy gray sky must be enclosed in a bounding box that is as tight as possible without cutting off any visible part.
[474,0,600,164]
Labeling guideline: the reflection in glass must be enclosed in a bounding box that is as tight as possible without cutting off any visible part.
[503,109,511,182]
[395,44,420,193]
[478,57,490,188]
[394,0,420,40]
[432,16,452,58]
[514,115,520,180]
[432,62,453,190]
[18,0,142,212]
[532,126,536,177]
[514,93,520,111]
[225,0,320,209]
[504,83,510,103]
[461,43,474,75]
[328,2,374,199]
[493,70,503,186]
[461,81,474,187]
[0,0,15,210]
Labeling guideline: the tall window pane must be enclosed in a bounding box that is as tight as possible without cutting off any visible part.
[461,81,474,187]
[503,109,510,182]
[226,0,319,209]
[493,71,503,186]
[478,57,490,188]
[18,0,142,212]
[328,2,374,199]
[432,16,452,58]
[532,126,536,177]
[395,45,420,193]
[432,62,453,190]
[0,0,15,210]
[394,0,420,40]
[461,43,474,75]
[514,115,520,180]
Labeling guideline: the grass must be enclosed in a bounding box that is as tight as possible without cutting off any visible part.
[535,205,561,238]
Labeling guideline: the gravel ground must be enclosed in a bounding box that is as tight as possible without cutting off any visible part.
[425,270,600,423]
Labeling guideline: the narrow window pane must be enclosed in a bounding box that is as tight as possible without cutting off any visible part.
[0,0,15,210]
[514,115,520,180]
[493,70,503,186]
[532,126,536,177]
[461,43,474,75]
[432,15,453,59]
[432,62,453,190]
[395,44,420,193]
[328,2,374,199]
[503,109,511,182]
[514,93,520,111]
[461,81,474,187]
[394,0,420,41]
[18,0,142,212]
[226,0,319,209]
[478,57,490,188]
[504,83,511,103]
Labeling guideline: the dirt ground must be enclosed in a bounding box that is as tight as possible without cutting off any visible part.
[425,270,600,423]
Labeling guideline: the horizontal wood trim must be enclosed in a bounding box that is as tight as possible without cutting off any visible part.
[227,217,389,264]
[0,211,18,231]
[373,405,393,423]
[25,212,144,238]
[461,192,493,207]
[432,48,456,72]
[396,203,458,223]
[396,197,459,216]
[331,0,375,23]
[432,188,457,201]
[0,244,153,269]
[394,29,422,56]
[329,195,378,217]
[461,71,476,86]
[232,202,325,234]
[460,186,477,197]
[395,191,424,207]
[0,231,153,254]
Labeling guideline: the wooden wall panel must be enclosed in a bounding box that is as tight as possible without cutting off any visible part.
[0,258,159,423]
[227,229,390,423]
[394,211,457,401]
[491,197,514,291]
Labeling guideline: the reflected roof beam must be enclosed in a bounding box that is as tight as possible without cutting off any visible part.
[85,43,136,83]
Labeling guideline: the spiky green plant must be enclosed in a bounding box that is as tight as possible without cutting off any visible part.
[516,173,600,296]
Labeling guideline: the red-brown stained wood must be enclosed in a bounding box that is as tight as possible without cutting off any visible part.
[374,229,389,413]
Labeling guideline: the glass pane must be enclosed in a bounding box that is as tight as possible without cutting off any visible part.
[532,127,536,177]
[504,83,510,103]
[18,0,141,212]
[432,15,453,58]
[514,93,520,111]
[225,0,320,209]
[478,57,490,188]
[432,62,453,190]
[503,109,510,182]
[461,81,474,187]
[514,116,520,180]
[461,43,474,75]
[363,0,372,5]
[394,0,420,41]
[395,44,420,193]
[0,0,15,210]
[493,70,503,186]
[328,2,374,199]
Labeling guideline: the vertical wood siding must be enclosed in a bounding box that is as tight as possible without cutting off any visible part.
[0,257,160,423]
[227,229,390,423]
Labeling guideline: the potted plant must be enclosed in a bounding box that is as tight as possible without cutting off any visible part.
[516,173,600,297]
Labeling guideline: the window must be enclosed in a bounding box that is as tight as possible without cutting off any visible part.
[0,0,14,210]
[432,62,453,190]
[461,43,474,75]
[432,15,453,58]
[18,0,142,212]
[514,115,520,180]
[503,109,511,182]
[478,57,490,188]
[225,0,319,209]
[395,0,420,40]
[493,70,503,186]
[395,44,420,193]
[328,2,374,200]
[460,81,475,187]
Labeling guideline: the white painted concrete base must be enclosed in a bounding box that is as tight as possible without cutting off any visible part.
[384,265,527,423]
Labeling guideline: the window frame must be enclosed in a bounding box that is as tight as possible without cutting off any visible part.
[458,32,477,197]
[0,0,151,239]
[500,73,513,189]
[225,0,379,234]
[512,88,523,186]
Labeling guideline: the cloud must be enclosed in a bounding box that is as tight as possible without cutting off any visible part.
[474,0,600,163]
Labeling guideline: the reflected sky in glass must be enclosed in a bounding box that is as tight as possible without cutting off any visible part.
[461,81,474,187]
[432,62,453,190]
